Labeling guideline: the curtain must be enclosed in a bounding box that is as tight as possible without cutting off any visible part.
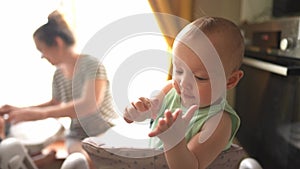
[148,0,194,80]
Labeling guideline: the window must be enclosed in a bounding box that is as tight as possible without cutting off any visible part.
[0,0,60,106]
[0,1,169,111]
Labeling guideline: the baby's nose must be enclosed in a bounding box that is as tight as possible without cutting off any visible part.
[180,74,195,90]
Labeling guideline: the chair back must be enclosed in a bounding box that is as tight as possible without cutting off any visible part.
[207,144,248,169]
[0,138,38,169]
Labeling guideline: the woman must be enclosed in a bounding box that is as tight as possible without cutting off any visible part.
[0,10,118,169]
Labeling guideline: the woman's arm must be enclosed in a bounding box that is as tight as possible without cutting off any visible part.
[8,79,107,123]
[0,98,59,116]
[31,99,60,108]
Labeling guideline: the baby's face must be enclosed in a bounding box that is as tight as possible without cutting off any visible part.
[172,42,213,108]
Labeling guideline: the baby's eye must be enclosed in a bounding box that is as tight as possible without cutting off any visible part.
[175,69,183,75]
[194,75,209,81]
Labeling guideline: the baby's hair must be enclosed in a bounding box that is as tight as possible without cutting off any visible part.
[33,10,75,47]
[192,16,244,73]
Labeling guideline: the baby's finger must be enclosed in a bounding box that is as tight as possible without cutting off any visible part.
[165,108,182,127]
[134,100,148,112]
[148,130,158,137]
[164,110,174,127]
[182,105,198,122]
[173,109,182,121]
[139,97,151,108]
[158,118,168,131]
[148,118,168,137]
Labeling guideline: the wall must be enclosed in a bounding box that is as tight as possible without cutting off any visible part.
[193,0,242,24]
[240,0,273,23]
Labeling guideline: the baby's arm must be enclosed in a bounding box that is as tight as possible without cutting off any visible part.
[149,108,232,169]
[148,105,198,149]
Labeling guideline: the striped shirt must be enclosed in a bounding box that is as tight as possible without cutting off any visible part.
[52,55,118,140]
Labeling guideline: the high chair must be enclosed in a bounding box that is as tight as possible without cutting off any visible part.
[0,138,38,169]
[81,124,262,169]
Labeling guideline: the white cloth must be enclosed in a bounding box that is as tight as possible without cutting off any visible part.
[60,153,89,169]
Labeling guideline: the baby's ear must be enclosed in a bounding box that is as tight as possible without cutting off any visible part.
[226,70,244,90]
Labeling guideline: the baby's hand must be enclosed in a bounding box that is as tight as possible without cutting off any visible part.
[124,97,157,123]
[123,95,163,123]
[133,97,152,112]
[148,105,198,150]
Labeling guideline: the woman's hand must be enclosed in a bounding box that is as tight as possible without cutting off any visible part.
[8,107,47,124]
[0,116,5,139]
[0,104,18,116]
[148,105,198,150]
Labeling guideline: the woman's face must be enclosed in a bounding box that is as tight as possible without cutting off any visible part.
[34,37,60,65]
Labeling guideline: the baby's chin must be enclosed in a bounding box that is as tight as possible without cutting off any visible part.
[181,96,213,109]
[181,97,199,108]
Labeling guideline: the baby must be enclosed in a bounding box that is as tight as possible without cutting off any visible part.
[124,16,244,169]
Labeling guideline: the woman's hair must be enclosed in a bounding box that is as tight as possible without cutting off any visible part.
[33,10,75,47]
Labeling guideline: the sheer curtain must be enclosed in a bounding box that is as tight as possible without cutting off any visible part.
[148,0,194,80]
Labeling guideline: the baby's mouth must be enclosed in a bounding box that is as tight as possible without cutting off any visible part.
[181,92,195,99]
